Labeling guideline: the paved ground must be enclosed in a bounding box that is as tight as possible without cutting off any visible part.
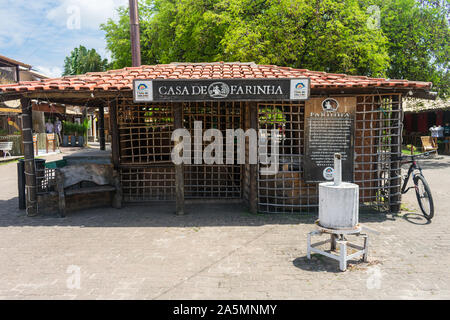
[0,148,449,299]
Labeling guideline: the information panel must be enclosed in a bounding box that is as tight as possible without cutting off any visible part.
[303,97,356,182]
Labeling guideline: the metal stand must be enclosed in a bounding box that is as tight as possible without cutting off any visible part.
[307,222,369,272]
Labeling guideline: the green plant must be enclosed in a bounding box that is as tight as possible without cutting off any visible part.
[406,144,417,152]
[81,118,90,136]
[63,121,75,135]
[0,128,7,136]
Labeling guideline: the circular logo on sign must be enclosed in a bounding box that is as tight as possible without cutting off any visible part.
[208,82,230,99]
[322,98,339,112]
[137,83,148,91]
[323,167,334,180]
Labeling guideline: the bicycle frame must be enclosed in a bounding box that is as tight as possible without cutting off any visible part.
[401,160,423,194]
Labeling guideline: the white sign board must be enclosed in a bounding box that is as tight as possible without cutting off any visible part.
[134,80,153,102]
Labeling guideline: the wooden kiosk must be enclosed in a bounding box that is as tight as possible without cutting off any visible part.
[0,62,435,216]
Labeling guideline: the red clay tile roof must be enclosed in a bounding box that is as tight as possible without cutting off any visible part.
[0,62,432,94]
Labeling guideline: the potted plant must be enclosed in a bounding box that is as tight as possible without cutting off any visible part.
[62,121,75,147]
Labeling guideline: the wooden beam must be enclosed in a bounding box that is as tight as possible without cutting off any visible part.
[98,104,106,151]
[20,98,38,216]
[173,103,185,215]
[249,101,258,214]
[390,94,402,213]
[109,99,120,169]
[0,107,21,114]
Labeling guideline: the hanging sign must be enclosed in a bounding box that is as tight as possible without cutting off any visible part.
[133,78,310,102]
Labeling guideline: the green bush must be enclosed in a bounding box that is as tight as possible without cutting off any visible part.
[63,120,90,136]
[63,121,74,135]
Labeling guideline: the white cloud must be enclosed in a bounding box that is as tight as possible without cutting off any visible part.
[1,0,128,80]
[35,66,63,78]
[46,0,128,30]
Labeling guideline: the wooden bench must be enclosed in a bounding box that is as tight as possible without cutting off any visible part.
[55,163,122,217]
[421,136,438,154]
[0,141,13,158]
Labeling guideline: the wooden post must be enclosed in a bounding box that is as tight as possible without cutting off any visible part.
[129,0,141,67]
[99,105,106,151]
[173,103,185,215]
[20,98,37,216]
[109,99,120,169]
[390,94,402,213]
[93,114,97,142]
[249,102,258,214]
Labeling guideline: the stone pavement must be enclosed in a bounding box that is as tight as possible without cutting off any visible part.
[0,150,449,299]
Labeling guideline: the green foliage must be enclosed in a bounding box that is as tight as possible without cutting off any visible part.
[259,107,286,124]
[101,0,389,76]
[370,0,450,98]
[63,45,110,76]
[63,120,88,136]
[101,0,449,96]
[0,128,7,136]
[63,121,75,135]
[81,118,90,137]
[403,144,420,155]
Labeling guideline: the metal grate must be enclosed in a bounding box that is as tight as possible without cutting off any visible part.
[183,101,244,199]
[114,95,402,210]
[354,94,402,211]
[257,101,318,213]
[117,98,176,202]
[36,168,56,194]
[120,166,176,202]
[117,98,174,164]
[257,95,402,213]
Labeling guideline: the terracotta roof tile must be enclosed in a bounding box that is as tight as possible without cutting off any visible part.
[0,62,432,95]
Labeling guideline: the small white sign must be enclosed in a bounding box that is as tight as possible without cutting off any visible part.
[134,80,153,102]
[323,167,334,180]
[290,78,310,100]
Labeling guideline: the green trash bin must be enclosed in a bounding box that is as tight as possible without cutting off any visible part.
[45,159,67,169]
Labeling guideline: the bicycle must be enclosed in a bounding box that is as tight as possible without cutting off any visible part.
[399,151,435,221]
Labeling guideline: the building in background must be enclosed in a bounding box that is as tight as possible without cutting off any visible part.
[403,98,450,149]
[0,54,50,155]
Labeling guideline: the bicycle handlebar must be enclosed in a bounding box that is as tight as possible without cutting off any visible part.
[398,150,437,161]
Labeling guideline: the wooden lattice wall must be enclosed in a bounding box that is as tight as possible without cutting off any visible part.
[116,94,402,212]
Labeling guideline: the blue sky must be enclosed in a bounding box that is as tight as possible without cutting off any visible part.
[0,0,128,78]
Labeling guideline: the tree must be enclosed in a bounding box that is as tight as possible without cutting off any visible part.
[63,45,110,76]
[100,0,449,95]
[101,0,389,76]
[371,0,449,97]
[220,0,389,76]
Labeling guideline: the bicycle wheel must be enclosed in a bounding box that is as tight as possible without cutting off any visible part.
[413,174,434,220]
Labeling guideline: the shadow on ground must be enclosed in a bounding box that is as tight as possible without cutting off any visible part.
[0,197,391,228]
[292,255,368,273]
[400,212,431,225]
[417,156,450,170]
